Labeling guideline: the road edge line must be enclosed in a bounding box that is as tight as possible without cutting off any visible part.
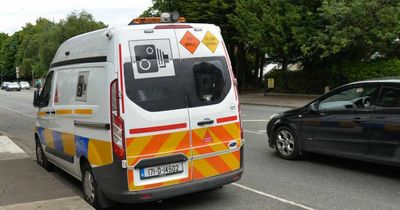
[232,183,315,210]
[0,104,36,119]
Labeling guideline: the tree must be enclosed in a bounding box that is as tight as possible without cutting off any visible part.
[308,0,400,60]
[3,11,107,80]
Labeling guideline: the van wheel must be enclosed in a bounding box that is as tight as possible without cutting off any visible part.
[82,163,104,209]
[274,126,300,160]
[35,142,53,171]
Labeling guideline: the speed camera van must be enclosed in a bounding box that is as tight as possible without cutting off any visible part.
[33,13,243,208]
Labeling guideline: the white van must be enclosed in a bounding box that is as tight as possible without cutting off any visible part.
[33,14,243,208]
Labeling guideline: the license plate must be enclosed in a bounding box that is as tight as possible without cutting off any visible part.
[140,162,184,179]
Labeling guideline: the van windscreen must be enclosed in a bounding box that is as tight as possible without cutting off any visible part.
[123,56,231,112]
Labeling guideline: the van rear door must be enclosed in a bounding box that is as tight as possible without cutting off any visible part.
[121,27,191,191]
[175,25,242,181]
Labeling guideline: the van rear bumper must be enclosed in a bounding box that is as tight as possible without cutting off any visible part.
[103,168,243,204]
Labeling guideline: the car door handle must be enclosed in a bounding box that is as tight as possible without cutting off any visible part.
[197,119,214,126]
[352,117,364,123]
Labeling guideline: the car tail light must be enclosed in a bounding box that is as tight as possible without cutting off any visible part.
[110,79,126,160]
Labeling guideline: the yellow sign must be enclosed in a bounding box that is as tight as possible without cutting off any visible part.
[267,78,275,89]
[202,31,219,53]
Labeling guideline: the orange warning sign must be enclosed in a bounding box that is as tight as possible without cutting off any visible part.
[202,31,219,53]
[180,31,200,54]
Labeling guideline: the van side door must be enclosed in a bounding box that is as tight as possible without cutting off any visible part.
[36,71,57,159]
[121,28,192,191]
[175,26,242,181]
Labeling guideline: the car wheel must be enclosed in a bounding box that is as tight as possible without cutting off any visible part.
[274,126,300,160]
[35,141,54,171]
[82,163,103,209]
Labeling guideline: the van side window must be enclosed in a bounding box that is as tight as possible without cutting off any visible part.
[379,86,400,107]
[39,71,54,107]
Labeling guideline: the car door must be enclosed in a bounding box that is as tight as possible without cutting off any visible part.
[36,71,58,159]
[368,83,400,163]
[302,84,378,156]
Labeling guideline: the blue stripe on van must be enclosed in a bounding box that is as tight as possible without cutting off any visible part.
[52,131,64,152]
[37,127,45,144]
[75,136,89,158]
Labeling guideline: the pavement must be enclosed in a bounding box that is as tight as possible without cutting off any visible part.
[239,93,318,108]
[0,136,92,210]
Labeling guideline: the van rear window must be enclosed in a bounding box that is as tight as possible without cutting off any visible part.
[123,56,231,112]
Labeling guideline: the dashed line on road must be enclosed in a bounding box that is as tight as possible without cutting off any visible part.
[232,183,315,210]
[244,130,265,135]
[0,104,35,119]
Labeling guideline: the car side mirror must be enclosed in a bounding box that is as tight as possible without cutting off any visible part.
[33,90,40,108]
[309,102,319,113]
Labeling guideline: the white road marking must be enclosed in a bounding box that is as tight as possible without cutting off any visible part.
[242,120,269,122]
[0,196,93,210]
[244,130,265,135]
[0,104,36,119]
[257,130,266,133]
[232,183,315,210]
[0,136,25,154]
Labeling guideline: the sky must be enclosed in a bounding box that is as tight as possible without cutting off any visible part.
[0,0,153,35]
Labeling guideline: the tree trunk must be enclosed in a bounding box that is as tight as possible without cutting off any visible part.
[258,52,265,86]
[254,49,261,87]
[282,57,288,72]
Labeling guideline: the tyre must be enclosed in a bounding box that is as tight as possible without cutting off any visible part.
[82,163,103,209]
[35,141,54,171]
[273,126,300,160]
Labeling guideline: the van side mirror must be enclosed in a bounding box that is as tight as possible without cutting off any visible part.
[33,90,40,108]
[309,102,319,113]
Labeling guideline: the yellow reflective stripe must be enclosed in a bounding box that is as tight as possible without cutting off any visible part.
[88,139,112,166]
[223,123,241,140]
[55,109,73,115]
[74,109,93,115]
[218,152,240,170]
[126,136,152,157]
[44,129,54,148]
[61,133,75,156]
[37,112,46,116]
[158,131,187,154]
[193,159,219,177]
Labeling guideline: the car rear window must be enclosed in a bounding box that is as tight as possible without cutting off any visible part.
[123,56,231,112]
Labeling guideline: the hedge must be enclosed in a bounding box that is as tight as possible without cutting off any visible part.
[265,58,400,94]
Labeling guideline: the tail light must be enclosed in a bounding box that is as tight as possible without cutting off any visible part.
[110,79,126,160]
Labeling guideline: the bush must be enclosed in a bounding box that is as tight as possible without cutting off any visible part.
[265,58,400,94]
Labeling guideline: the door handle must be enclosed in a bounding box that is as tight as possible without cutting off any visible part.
[352,117,364,123]
[197,119,214,126]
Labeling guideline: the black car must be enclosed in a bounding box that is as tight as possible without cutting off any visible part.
[267,79,400,166]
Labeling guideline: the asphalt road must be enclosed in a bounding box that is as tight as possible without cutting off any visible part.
[1,90,400,209]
